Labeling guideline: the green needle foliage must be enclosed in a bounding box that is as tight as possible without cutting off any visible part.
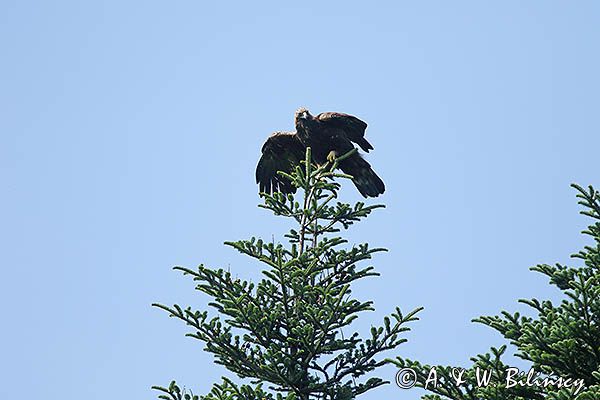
[153,148,422,400]
[393,184,600,400]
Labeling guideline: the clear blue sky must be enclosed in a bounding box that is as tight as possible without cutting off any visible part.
[1,1,598,399]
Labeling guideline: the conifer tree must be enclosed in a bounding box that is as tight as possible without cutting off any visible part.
[153,148,422,400]
[393,184,600,400]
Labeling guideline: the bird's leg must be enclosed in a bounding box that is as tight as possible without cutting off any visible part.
[327,150,337,163]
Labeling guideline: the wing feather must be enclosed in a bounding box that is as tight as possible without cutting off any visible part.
[316,112,373,152]
[255,131,305,195]
[338,153,385,198]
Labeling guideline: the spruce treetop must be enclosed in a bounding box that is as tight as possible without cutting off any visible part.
[153,148,422,400]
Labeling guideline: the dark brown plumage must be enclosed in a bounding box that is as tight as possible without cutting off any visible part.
[256,108,385,198]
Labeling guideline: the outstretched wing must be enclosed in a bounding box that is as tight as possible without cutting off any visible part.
[255,131,305,194]
[316,112,373,152]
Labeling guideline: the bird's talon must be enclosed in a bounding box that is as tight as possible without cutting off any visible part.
[327,150,337,163]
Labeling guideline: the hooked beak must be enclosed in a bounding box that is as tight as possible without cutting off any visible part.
[296,108,310,121]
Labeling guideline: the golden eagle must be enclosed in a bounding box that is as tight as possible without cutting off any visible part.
[256,108,385,198]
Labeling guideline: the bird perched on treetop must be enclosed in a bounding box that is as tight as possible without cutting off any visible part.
[255,108,385,198]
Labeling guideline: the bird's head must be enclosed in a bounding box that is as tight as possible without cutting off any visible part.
[295,107,312,122]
